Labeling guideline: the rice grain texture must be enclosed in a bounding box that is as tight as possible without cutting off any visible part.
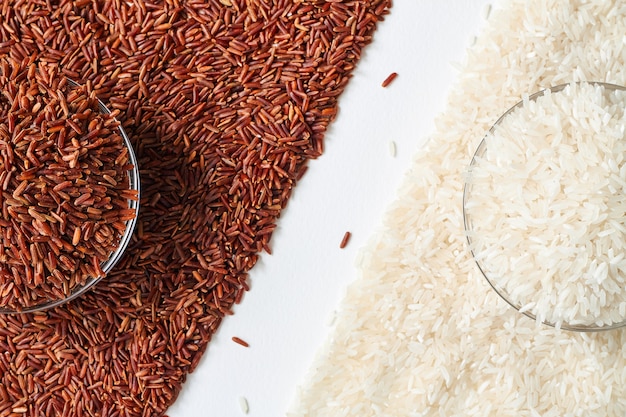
[289,1,626,416]
[466,82,626,329]
[0,0,391,416]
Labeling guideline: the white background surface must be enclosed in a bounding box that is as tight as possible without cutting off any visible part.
[168,1,491,416]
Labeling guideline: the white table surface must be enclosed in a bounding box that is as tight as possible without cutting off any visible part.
[168,1,491,415]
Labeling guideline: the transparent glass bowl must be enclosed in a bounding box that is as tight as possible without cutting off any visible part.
[463,81,626,332]
[0,80,140,314]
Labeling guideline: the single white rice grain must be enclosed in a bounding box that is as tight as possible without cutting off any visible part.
[482,3,492,20]
[326,309,336,326]
[388,140,397,157]
[239,396,249,414]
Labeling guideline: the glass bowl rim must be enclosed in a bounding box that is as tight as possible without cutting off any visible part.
[463,81,626,332]
[0,78,141,314]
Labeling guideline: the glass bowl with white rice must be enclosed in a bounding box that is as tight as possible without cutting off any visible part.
[463,81,626,331]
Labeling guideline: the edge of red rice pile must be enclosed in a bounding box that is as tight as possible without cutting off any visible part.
[0,0,391,415]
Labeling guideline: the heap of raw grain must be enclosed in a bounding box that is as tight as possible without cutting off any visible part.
[0,61,136,311]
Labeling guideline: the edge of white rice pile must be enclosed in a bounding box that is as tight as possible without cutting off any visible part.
[289,1,626,416]
[465,82,626,329]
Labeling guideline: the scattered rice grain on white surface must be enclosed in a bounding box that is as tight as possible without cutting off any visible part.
[326,309,337,327]
[388,140,397,157]
[239,396,249,414]
[288,0,626,416]
[482,3,492,20]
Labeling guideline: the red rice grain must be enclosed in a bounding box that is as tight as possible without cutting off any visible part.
[381,72,399,87]
[340,231,352,249]
[0,61,136,311]
[232,337,250,348]
[0,0,391,415]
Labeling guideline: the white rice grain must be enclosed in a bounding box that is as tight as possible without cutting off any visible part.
[466,82,626,328]
[289,1,626,416]
[482,3,492,20]
[388,140,397,158]
[239,397,249,414]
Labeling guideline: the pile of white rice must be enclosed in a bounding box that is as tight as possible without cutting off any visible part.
[465,82,626,329]
[289,1,626,416]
